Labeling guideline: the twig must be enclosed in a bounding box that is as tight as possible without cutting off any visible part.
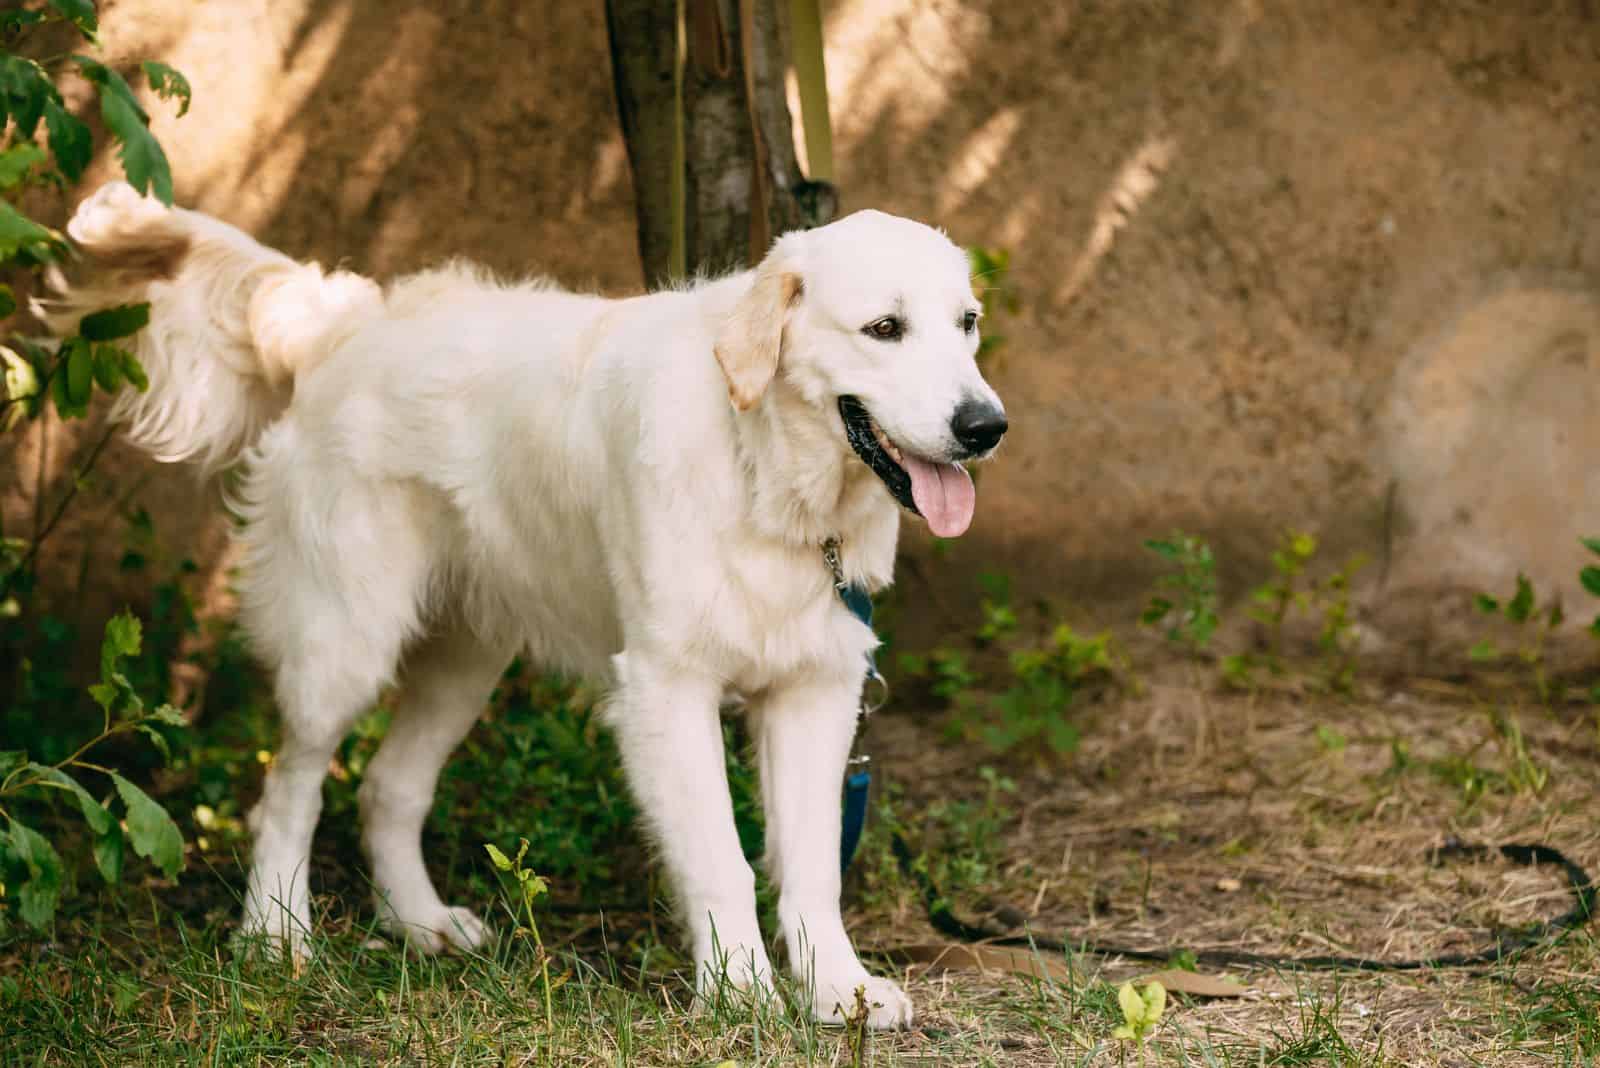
[14,421,115,581]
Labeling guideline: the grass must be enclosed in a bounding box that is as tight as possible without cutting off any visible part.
[6,548,1600,1065]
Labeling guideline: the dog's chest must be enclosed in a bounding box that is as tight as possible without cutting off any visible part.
[693,536,873,689]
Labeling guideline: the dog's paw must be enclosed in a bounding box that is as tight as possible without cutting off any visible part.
[232,916,314,971]
[385,904,491,954]
[812,973,915,1030]
[691,944,779,1016]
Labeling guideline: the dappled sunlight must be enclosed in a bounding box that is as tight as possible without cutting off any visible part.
[96,0,357,226]
[1054,134,1178,308]
[820,0,992,164]
[936,106,1021,216]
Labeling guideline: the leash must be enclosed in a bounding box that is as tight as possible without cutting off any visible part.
[890,832,1597,972]
[822,537,884,876]
[815,543,1595,971]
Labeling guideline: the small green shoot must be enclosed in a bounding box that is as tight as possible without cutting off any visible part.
[1113,978,1166,1050]
[486,838,557,1035]
[1472,573,1564,706]
[1141,532,1219,654]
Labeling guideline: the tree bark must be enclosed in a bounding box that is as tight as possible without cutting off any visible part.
[607,0,835,285]
[604,0,682,288]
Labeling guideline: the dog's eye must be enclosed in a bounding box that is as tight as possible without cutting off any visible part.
[862,316,904,341]
[961,311,979,335]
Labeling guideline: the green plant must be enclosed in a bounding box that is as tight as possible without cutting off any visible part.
[1251,530,1318,664]
[1314,553,1367,693]
[967,246,1019,364]
[485,837,557,1036]
[870,766,1016,912]
[981,622,1123,756]
[898,647,980,705]
[1580,536,1600,706]
[1221,531,1368,693]
[1141,532,1219,654]
[975,571,1018,643]
[1471,573,1564,706]
[436,667,639,899]
[0,611,185,930]
[1112,978,1166,1050]
[1,4,191,585]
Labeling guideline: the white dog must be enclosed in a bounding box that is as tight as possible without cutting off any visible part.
[49,182,1007,1029]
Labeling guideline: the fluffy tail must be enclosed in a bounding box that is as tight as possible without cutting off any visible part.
[43,181,383,474]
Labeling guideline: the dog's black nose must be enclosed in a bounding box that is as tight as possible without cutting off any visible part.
[950,398,1008,454]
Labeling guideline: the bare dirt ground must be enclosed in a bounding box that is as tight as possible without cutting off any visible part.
[840,655,1600,1064]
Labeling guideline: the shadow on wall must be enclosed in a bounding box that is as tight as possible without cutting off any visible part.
[8,0,1600,669]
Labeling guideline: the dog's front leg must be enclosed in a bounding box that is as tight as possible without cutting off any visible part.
[604,651,774,1003]
[753,674,914,1029]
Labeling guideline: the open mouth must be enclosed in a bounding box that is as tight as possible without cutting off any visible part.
[838,395,976,538]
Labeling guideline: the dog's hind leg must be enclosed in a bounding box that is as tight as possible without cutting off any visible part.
[242,649,395,959]
[753,673,914,1029]
[359,626,512,953]
[235,428,431,959]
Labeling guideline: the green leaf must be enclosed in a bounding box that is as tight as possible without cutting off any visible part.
[1581,567,1600,599]
[147,704,186,728]
[0,143,46,191]
[47,0,98,37]
[1474,593,1499,615]
[134,722,170,761]
[0,55,53,139]
[2,343,39,406]
[1141,981,1167,1024]
[79,302,150,342]
[141,61,190,117]
[1582,536,1600,558]
[111,772,183,878]
[0,285,14,319]
[101,611,142,679]
[66,336,92,406]
[23,763,112,835]
[43,97,92,182]
[1468,640,1499,663]
[1140,597,1172,625]
[485,843,513,871]
[0,199,63,263]
[0,10,45,31]
[92,823,124,884]
[1143,539,1179,560]
[91,344,124,392]
[75,57,174,205]
[0,751,24,778]
[4,818,64,930]
[51,358,72,417]
[118,347,148,392]
[1508,574,1535,623]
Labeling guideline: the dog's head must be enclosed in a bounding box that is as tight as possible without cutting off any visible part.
[714,210,1007,538]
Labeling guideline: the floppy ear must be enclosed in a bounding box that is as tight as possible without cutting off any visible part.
[713,265,802,411]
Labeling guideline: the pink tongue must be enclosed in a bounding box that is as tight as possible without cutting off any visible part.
[902,454,976,537]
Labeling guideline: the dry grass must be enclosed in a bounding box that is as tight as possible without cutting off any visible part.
[4,653,1598,1065]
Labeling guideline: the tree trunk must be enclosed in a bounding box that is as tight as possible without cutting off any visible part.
[604,0,682,288]
[606,0,834,286]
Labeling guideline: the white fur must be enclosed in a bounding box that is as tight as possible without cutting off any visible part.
[49,182,1005,1030]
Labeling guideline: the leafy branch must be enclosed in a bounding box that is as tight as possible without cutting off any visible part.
[1,611,187,931]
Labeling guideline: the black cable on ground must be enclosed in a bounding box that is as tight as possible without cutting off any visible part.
[890,833,1597,972]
